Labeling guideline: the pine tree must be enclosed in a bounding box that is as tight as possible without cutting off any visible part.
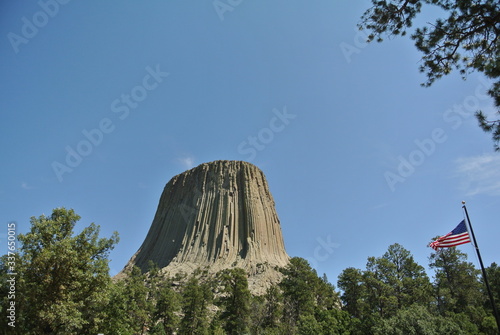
[380,243,433,309]
[154,282,180,334]
[279,257,318,326]
[8,208,118,334]
[338,244,433,333]
[372,304,468,335]
[180,276,211,335]
[429,247,483,314]
[262,284,284,330]
[337,267,365,319]
[483,262,500,318]
[359,0,500,150]
[218,268,251,335]
[123,266,153,334]
[100,280,136,335]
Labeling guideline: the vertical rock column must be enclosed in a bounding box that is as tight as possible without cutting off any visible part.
[120,160,290,278]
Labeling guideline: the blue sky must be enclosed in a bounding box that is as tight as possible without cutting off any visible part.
[1,1,499,284]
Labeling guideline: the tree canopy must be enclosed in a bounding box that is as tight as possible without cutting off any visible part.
[2,209,499,334]
[359,0,500,150]
[0,208,119,335]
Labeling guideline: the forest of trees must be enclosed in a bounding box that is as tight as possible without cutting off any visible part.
[1,208,499,334]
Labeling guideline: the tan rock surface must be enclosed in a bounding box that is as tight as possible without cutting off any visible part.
[119,160,290,293]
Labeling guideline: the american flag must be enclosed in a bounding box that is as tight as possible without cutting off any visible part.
[429,220,471,250]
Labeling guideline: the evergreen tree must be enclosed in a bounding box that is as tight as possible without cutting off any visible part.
[154,281,180,334]
[381,243,433,308]
[334,243,499,334]
[143,261,181,334]
[262,284,284,331]
[150,322,168,335]
[218,268,251,335]
[363,256,399,319]
[296,306,351,335]
[0,254,25,335]
[315,273,341,310]
[429,247,499,333]
[279,257,345,334]
[123,266,153,334]
[483,262,500,313]
[359,0,500,150]
[279,257,318,325]
[429,247,483,314]
[337,267,365,319]
[208,312,227,335]
[248,295,266,335]
[102,263,170,335]
[180,276,211,335]
[338,244,433,333]
[362,244,432,319]
[296,314,321,335]
[373,304,469,335]
[4,208,118,334]
[100,280,136,335]
[318,309,352,335]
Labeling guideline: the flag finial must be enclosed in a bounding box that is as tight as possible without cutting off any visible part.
[462,201,466,205]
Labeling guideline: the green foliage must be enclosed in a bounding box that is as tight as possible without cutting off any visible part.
[429,247,483,314]
[101,264,168,334]
[208,313,227,335]
[279,257,343,334]
[373,304,467,335]
[314,308,352,335]
[0,251,31,335]
[150,322,168,335]
[248,294,266,334]
[338,243,432,325]
[475,112,500,151]
[379,243,433,309]
[359,0,500,150]
[101,262,182,334]
[5,209,498,334]
[337,267,365,319]
[100,280,135,335]
[336,243,500,334]
[296,309,351,335]
[483,262,500,309]
[217,268,251,335]
[262,284,284,330]
[142,261,181,334]
[1,208,119,334]
[154,280,180,334]
[296,313,321,335]
[180,276,212,335]
[125,266,154,332]
[280,258,322,322]
[316,273,342,310]
[360,0,423,41]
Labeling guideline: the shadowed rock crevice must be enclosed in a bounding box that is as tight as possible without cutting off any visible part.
[119,160,290,293]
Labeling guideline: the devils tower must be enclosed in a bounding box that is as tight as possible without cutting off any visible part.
[120,160,290,292]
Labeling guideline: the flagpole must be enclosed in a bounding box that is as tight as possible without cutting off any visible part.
[462,201,500,333]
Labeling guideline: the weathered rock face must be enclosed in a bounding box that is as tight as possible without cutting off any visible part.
[120,160,290,293]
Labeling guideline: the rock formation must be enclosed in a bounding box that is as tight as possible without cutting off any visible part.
[120,160,290,293]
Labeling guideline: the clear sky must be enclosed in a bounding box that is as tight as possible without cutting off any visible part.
[1,1,499,284]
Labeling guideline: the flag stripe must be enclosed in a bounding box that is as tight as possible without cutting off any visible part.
[437,240,471,248]
[429,220,471,250]
[436,236,471,246]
